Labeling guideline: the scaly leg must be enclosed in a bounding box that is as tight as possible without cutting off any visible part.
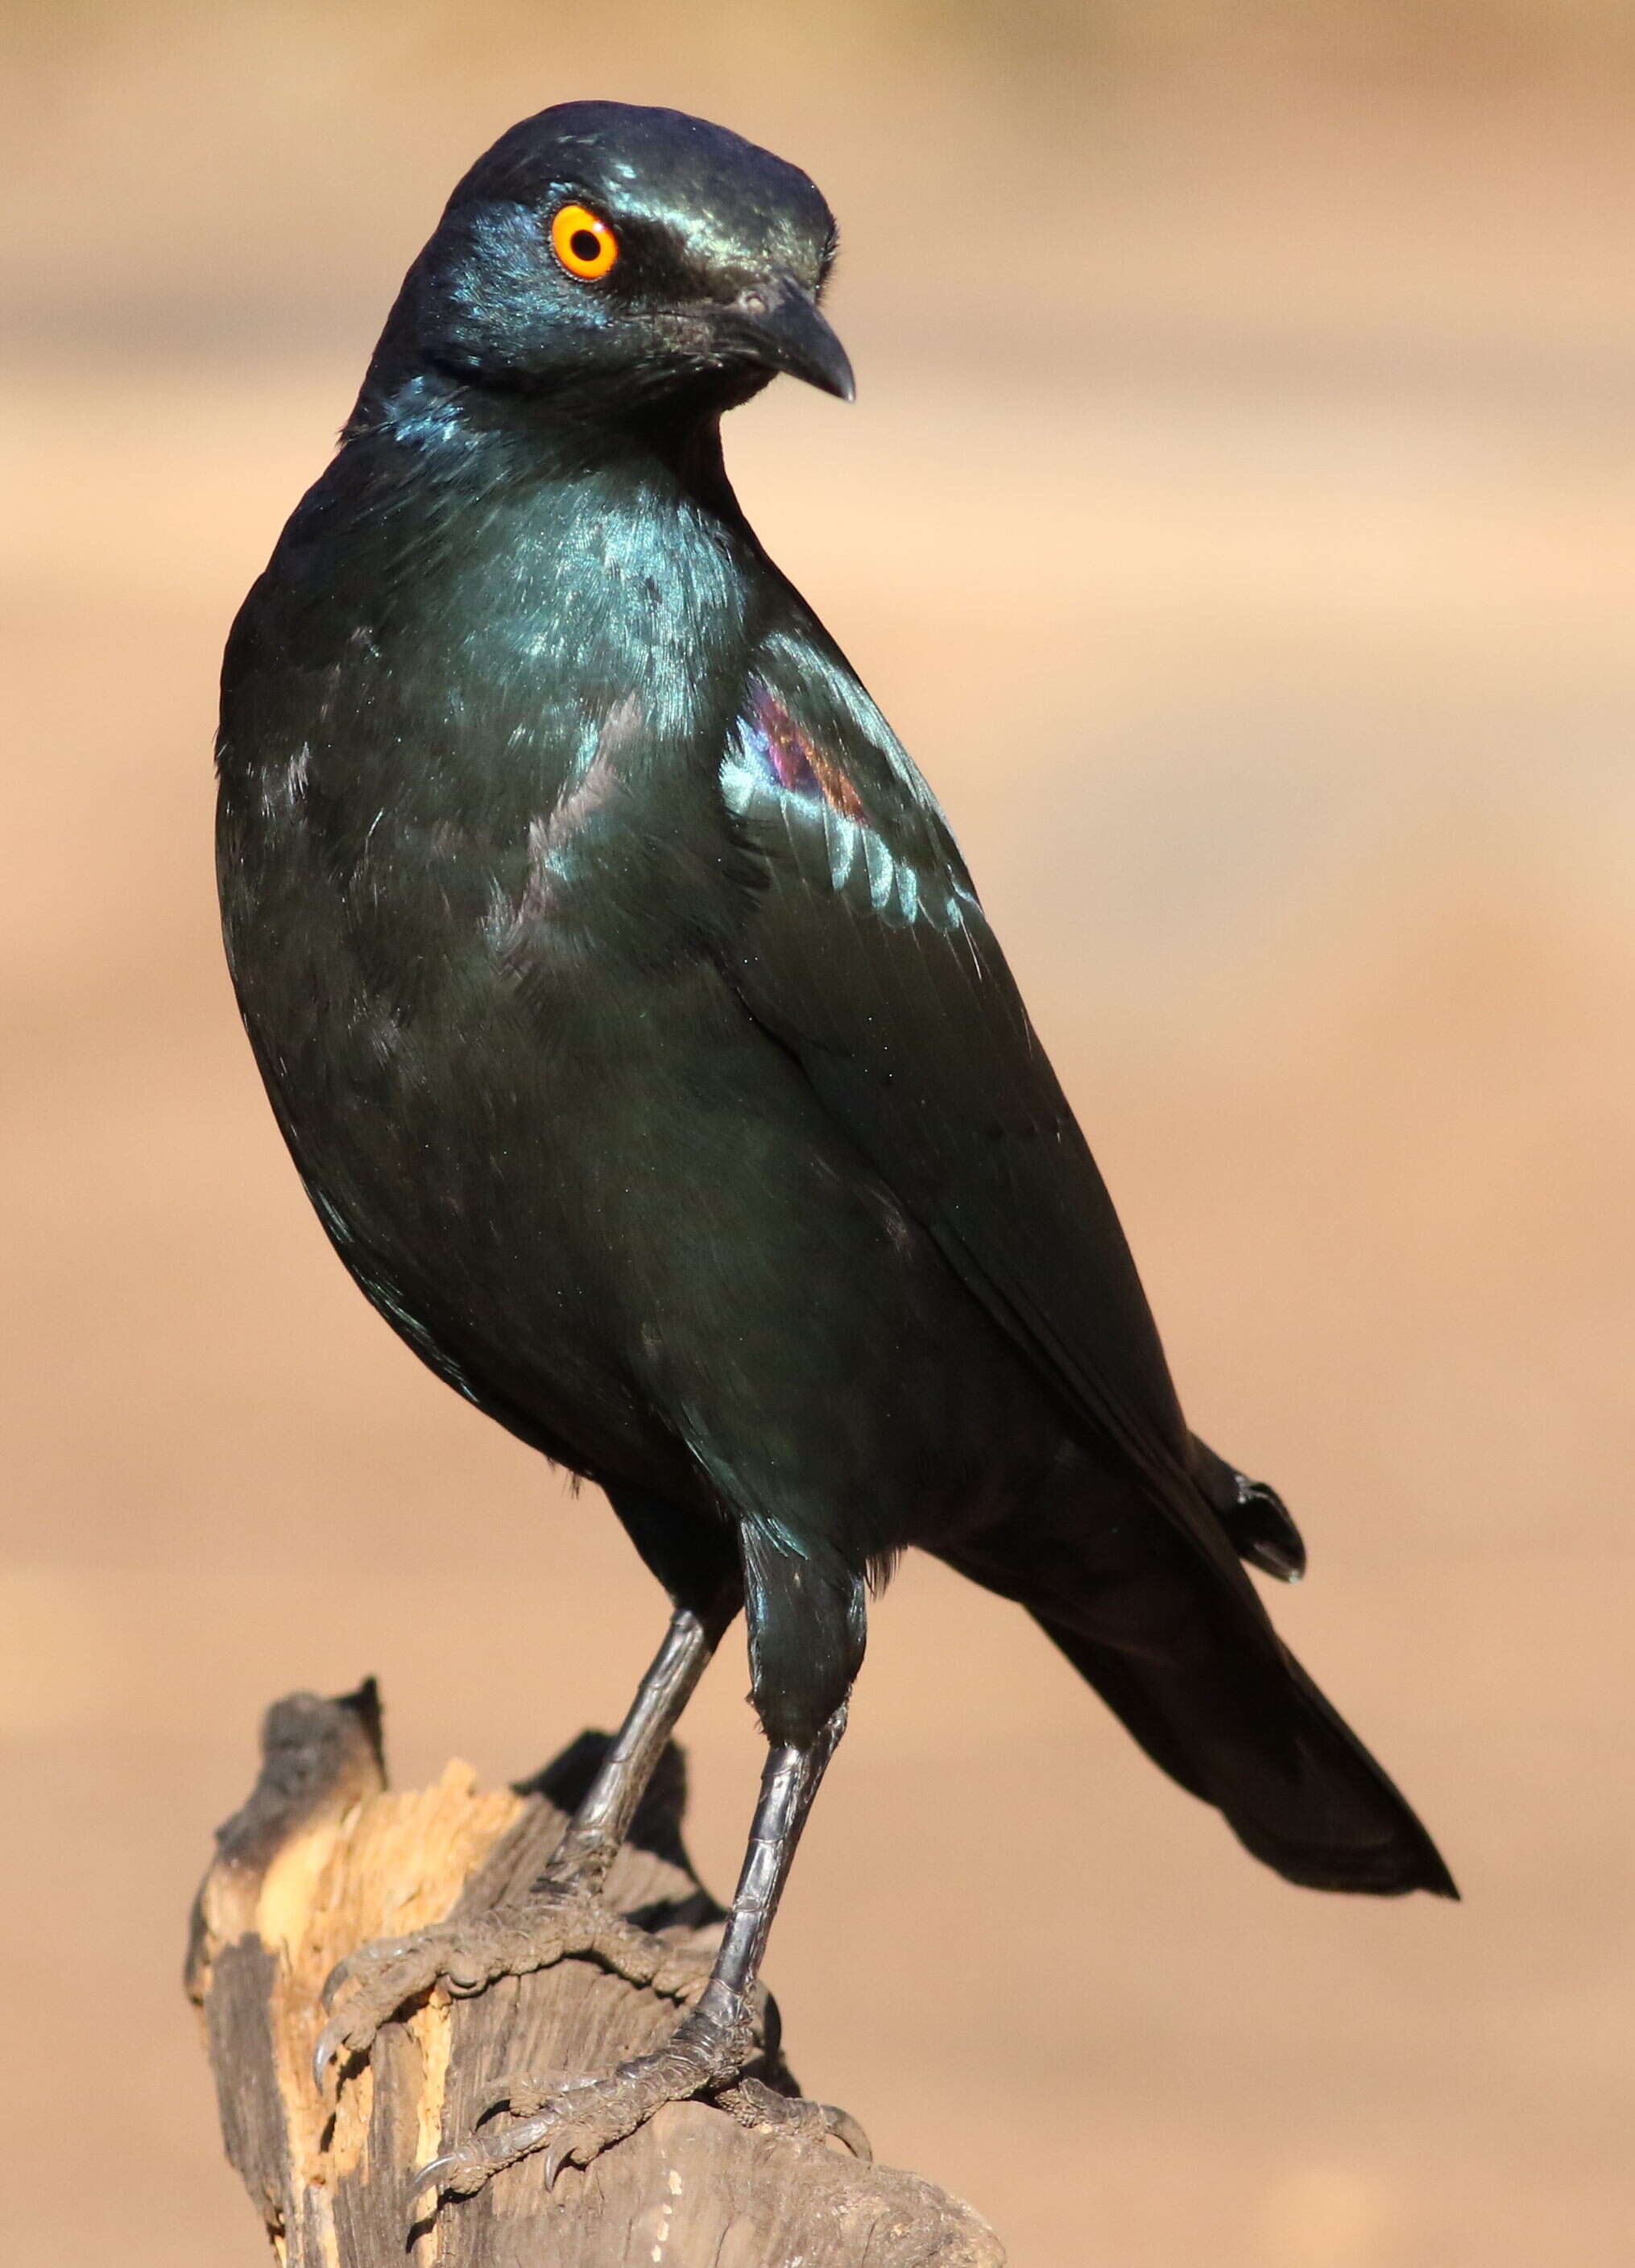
[538,1604,719,1893]
[414,1704,865,2204]
[316,1605,724,2088]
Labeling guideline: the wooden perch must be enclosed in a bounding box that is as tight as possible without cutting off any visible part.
[187,1681,1005,2266]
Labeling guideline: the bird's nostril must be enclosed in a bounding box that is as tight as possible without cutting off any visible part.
[739,289,768,316]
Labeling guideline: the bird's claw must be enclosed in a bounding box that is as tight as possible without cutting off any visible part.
[314,1932,427,2084]
[312,1889,714,2098]
[541,2126,596,2191]
[312,2030,339,2094]
[412,2112,598,2204]
[411,2146,495,2204]
[313,1930,456,2095]
[412,2005,756,2209]
[718,2073,872,2161]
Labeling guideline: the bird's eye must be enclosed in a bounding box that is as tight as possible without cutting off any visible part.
[550,203,619,281]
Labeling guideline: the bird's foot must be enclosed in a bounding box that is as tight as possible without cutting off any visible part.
[414,2007,869,2205]
[718,2074,873,2162]
[314,1886,714,2090]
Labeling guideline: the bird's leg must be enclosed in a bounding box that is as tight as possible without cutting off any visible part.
[538,1604,719,1894]
[316,1607,723,2088]
[414,1704,866,2205]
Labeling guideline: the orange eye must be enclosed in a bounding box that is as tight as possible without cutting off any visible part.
[550,203,619,281]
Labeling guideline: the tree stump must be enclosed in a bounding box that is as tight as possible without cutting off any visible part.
[186,1680,1005,2266]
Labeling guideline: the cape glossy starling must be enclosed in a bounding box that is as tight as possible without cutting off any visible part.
[217,99,1455,2200]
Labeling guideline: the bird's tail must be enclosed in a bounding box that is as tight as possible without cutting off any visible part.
[1031,1599,1457,1898]
[942,1442,1455,1899]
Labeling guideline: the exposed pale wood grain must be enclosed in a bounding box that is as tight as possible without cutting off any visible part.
[188,1682,1005,2267]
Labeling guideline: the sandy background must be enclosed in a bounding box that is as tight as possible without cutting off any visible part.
[3,5,1632,2262]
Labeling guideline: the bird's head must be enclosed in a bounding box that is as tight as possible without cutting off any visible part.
[362,101,853,430]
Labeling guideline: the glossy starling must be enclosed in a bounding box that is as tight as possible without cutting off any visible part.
[217,99,1455,2200]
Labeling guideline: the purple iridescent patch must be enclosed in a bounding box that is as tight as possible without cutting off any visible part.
[743,681,867,823]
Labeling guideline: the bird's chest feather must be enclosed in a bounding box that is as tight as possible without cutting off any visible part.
[218,454,758,1086]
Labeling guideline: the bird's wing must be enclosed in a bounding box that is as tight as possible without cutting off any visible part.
[715,627,1239,1576]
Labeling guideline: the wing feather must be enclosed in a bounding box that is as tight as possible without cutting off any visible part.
[717,639,1240,1578]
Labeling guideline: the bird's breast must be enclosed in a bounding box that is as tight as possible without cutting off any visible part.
[221,453,761,1005]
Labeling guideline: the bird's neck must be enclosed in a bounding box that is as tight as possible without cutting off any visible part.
[344,356,750,536]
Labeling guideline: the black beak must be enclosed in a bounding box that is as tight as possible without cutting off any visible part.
[719,275,855,402]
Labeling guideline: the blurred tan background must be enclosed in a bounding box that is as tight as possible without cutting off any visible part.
[4,3,1632,2262]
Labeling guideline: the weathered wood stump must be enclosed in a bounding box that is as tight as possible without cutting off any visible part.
[186,1680,1004,2266]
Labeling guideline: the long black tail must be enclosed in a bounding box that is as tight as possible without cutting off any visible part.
[942,1442,1457,1899]
[1033,1601,1457,1897]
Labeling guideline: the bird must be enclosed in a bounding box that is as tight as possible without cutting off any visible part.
[216,97,1455,2202]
